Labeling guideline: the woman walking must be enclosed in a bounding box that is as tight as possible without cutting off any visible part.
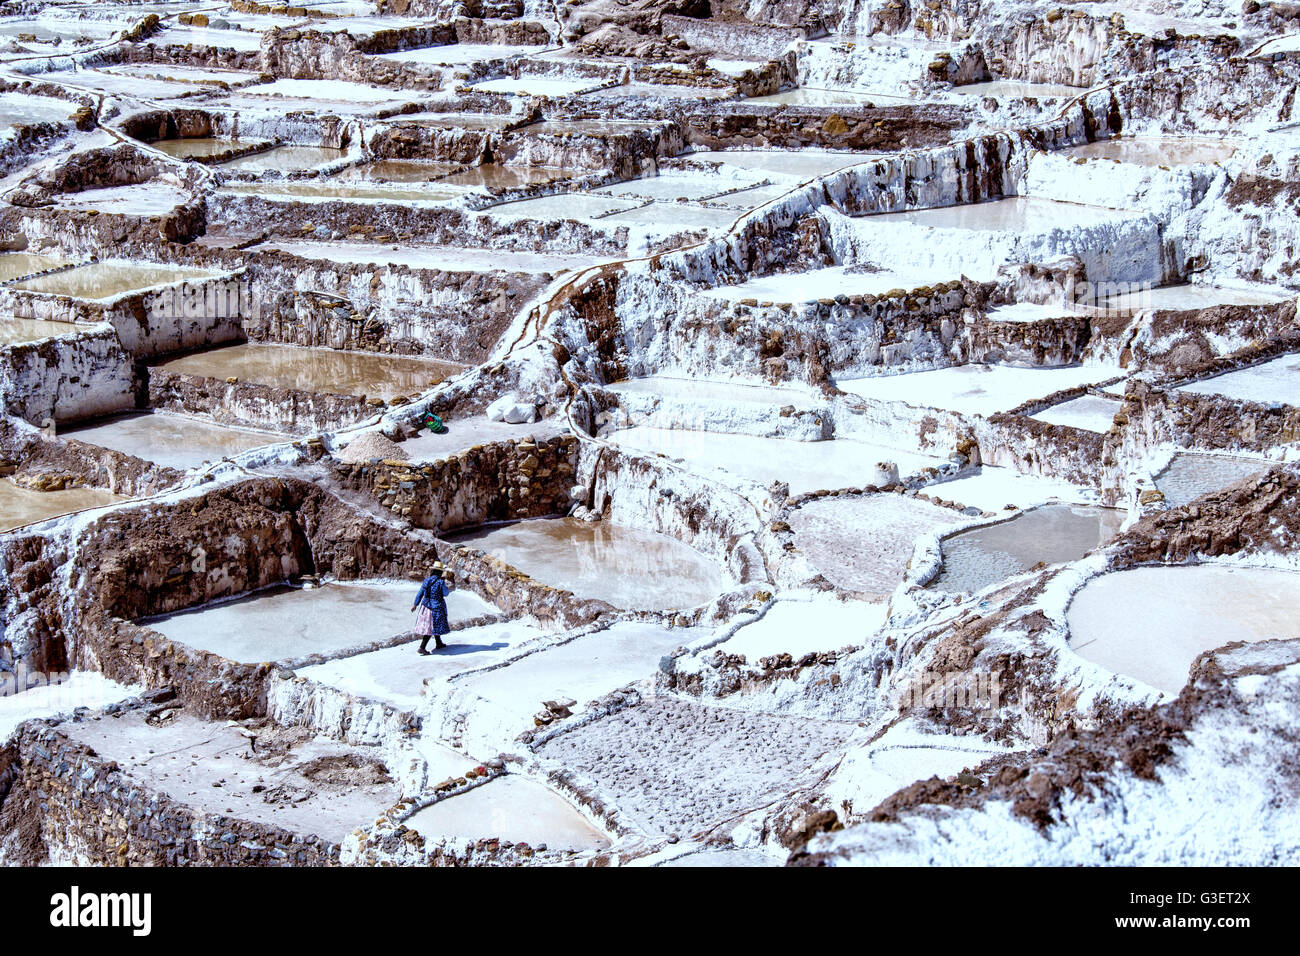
[413,561,455,654]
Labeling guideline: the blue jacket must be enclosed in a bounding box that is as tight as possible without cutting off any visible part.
[413,575,451,610]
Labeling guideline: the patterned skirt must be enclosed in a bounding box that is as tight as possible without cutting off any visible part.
[415,602,450,637]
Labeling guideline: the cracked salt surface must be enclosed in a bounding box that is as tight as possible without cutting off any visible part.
[538,697,854,837]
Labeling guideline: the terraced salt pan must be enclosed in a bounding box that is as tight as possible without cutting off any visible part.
[151,136,269,160]
[537,697,852,837]
[488,193,640,220]
[606,426,945,494]
[607,375,816,408]
[1088,283,1290,311]
[592,173,750,203]
[581,82,733,101]
[221,180,464,204]
[452,621,693,740]
[377,43,543,65]
[0,252,72,286]
[333,159,461,183]
[52,183,190,216]
[658,848,782,866]
[1064,136,1237,166]
[703,183,799,209]
[864,196,1137,232]
[953,80,1087,99]
[0,672,140,744]
[239,78,422,104]
[438,164,577,190]
[0,316,79,345]
[601,202,740,231]
[932,504,1124,594]
[790,494,963,598]
[924,465,1094,511]
[447,517,726,610]
[216,145,346,173]
[984,302,1076,323]
[706,594,888,661]
[1030,394,1122,433]
[99,63,259,86]
[259,239,604,274]
[143,581,498,663]
[61,411,283,471]
[405,776,610,852]
[9,260,221,301]
[1067,565,1300,695]
[395,414,566,464]
[154,343,462,400]
[0,91,77,127]
[1154,453,1268,509]
[146,26,265,51]
[1176,352,1300,405]
[296,619,538,710]
[0,478,123,532]
[467,76,599,97]
[687,148,875,179]
[40,69,211,100]
[59,710,401,844]
[837,363,1125,416]
[746,87,915,106]
[390,112,513,130]
[701,264,946,303]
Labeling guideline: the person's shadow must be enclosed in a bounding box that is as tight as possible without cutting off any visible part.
[437,641,508,656]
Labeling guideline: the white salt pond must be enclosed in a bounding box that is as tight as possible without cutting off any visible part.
[62,412,284,471]
[239,78,420,105]
[153,343,463,400]
[489,193,641,221]
[1030,394,1122,433]
[932,504,1125,594]
[706,595,887,661]
[54,183,190,217]
[0,315,80,346]
[1154,453,1268,508]
[447,517,726,610]
[1176,353,1300,406]
[687,148,875,179]
[862,196,1135,232]
[258,239,602,274]
[607,375,816,408]
[1064,136,1237,167]
[0,478,123,532]
[334,159,461,182]
[377,43,543,65]
[0,672,140,743]
[405,776,610,852]
[925,465,1093,512]
[467,76,599,97]
[1067,565,1300,695]
[601,202,739,231]
[606,425,944,494]
[142,581,497,663]
[953,80,1087,99]
[216,145,345,173]
[592,174,745,203]
[790,494,962,598]
[9,260,221,301]
[296,619,535,710]
[746,86,915,106]
[438,163,577,191]
[1086,283,1289,312]
[837,363,1125,416]
[0,91,77,128]
[221,180,464,204]
[701,263,945,303]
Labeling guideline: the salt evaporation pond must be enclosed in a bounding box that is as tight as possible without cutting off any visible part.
[405,776,610,852]
[0,316,79,346]
[837,363,1124,417]
[0,252,70,281]
[0,92,77,128]
[954,80,1087,99]
[687,148,875,178]
[746,87,914,106]
[8,260,220,301]
[151,137,268,160]
[142,581,494,663]
[0,479,122,532]
[259,239,603,273]
[438,164,576,190]
[864,196,1129,232]
[153,343,463,400]
[1154,453,1267,508]
[335,159,462,182]
[931,504,1125,594]
[62,412,284,471]
[1030,394,1122,433]
[221,180,464,204]
[1176,352,1300,405]
[1084,282,1287,312]
[1064,136,1237,166]
[1067,565,1300,695]
[447,517,726,610]
[217,145,346,173]
[606,425,944,495]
